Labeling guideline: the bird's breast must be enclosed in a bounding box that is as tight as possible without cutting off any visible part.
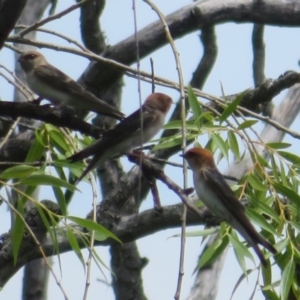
[26,73,69,105]
[193,172,233,221]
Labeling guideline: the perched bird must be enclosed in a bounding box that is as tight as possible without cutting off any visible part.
[182,147,277,267]
[68,92,172,182]
[18,51,125,120]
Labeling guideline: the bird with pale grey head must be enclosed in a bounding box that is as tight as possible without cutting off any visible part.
[18,51,125,120]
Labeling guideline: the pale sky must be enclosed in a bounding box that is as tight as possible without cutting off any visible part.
[0,0,298,299]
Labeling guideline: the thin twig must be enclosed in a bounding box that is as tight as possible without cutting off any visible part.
[142,2,187,298]
[5,40,300,140]
[17,0,91,37]
[82,174,98,300]
[132,0,144,208]
[0,118,20,150]
[15,25,91,52]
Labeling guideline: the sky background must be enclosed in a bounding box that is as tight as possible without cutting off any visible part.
[0,0,299,299]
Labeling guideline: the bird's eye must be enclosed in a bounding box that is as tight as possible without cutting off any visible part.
[24,54,36,60]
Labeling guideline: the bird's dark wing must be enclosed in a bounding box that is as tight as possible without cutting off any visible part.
[102,106,157,143]
[68,107,157,163]
[35,64,84,95]
[203,168,246,215]
[35,65,125,119]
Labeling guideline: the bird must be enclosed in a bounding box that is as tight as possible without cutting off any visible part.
[181,147,277,267]
[18,51,125,120]
[68,92,172,183]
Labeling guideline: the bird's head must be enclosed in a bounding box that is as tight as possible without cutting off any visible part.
[144,93,173,114]
[181,147,216,171]
[18,51,47,72]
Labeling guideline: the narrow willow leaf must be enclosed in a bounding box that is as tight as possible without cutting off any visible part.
[68,216,121,243]
[154,135,195,150]
[163,120,198,130]
[197,236,229,269]
[188,86,202,128]
[256,154,270,168]
[12,202,25,265]
[52,187,67,216]
[228,131,240,159]
[246,209,278,236]
[230,231,254,261]
[261,289,280,300]
[248,197,280,223]
[219,92,244,122]
[171,227,218,238]
[262,257,272,287]
[267,142,291,150]
[20,173,77,191]
[281,258,295,300]
[237,120,258,130]
[272,182,300,207]
[49,130,70,153]
[270,154,279,181]
[25,136,46,163]
[211,133,228,159]
[247,174,267,192]
[279,161,287,186]
[66,227,86,271]
[230,233,250,275]
[0,165,37,179]
[278,151,300,165]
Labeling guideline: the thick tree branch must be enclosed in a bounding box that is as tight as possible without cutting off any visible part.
[0,0,26,49]
[0,203,209,287]
[78,0,300,95]
[0,102,103,138]
[78,0,106,53]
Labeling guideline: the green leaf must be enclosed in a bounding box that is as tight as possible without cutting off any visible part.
[219,92,244,122]
[163,120,199,131]
[270,154,280,181]
[278,151,300,165]
[68,216,122,243]
[228,131,240,159]
[249,197,280,223]
[272,182,300,207]
[197,235,229,269]
[52,187,67,216]
[281,258,295,300]
[237,120,258,130]
[153,135,195,150]
[26,131,46,162]
[0,165,37,179]
[262,289,281,300]
[12,202,25,265]
[247,174,267,192]
[246,209,278,236]
[20,173,77,191]
[267,142,291,150]
[229,231,254,274]
[262,256,273,287]
[171,227,218,238]
[188,86,202,128]
[49,130,71,153]
[211,133,228,159]
[66,227,86,271]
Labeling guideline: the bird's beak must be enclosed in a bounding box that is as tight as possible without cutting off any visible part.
[179,154,184,158]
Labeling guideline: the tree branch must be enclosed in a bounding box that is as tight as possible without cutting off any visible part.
[0,102,103,138]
